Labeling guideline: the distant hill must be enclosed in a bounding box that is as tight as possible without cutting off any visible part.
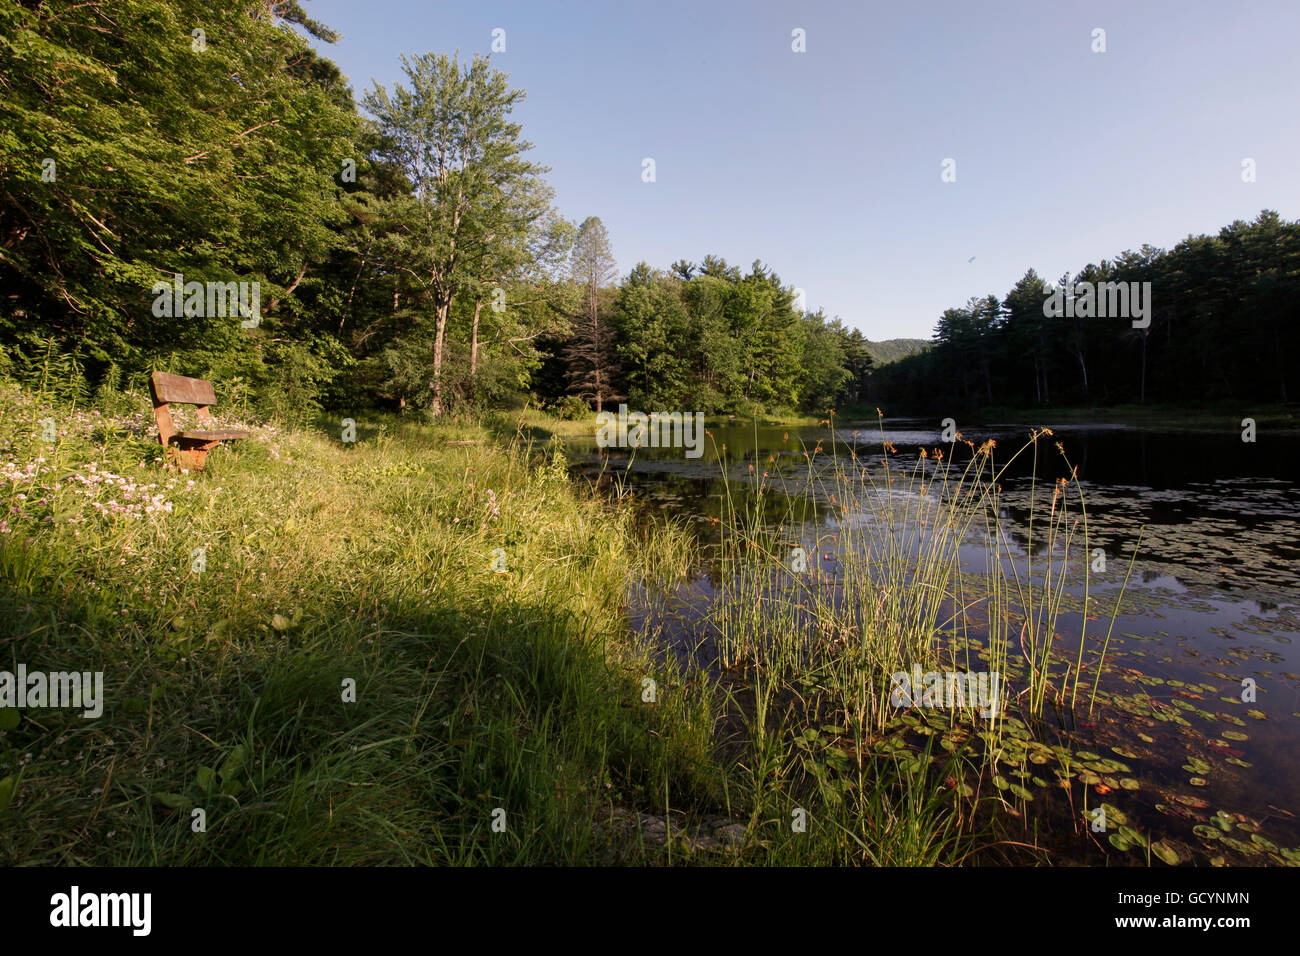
[865,338,930,366]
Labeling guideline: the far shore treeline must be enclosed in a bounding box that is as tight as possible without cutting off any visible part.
[2,2,1296,422]
[873,210,1300,415]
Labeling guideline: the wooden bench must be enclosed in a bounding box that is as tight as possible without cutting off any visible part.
[149,371,249,470]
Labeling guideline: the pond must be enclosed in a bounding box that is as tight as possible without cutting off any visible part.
[566,417,1300,865]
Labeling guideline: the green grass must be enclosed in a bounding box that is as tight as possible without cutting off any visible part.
[0,383,971,865]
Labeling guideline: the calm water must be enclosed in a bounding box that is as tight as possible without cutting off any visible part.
[567,418,1300,864]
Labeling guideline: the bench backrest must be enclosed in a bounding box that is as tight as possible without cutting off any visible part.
[150,371,216,445]
[151,372,217,406]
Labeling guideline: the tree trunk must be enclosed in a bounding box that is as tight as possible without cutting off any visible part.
[268,262,308,313]
[431,298,449,416]
[470,297,483,384]
[589,277,603,412]
[1139,334,1147,404]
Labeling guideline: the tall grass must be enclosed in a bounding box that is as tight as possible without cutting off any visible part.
[708,414,1126,715]
[678,413,1133,858]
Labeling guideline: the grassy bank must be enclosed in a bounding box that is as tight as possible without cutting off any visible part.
[491,405,822,445]
[0,384,966,865]
[971,403,1300,430]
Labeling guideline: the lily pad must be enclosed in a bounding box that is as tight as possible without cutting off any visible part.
[1099,803,1129,826]
[1151,841,1181,865]
[1221,837,1262,856]
[1118,825,1149,848]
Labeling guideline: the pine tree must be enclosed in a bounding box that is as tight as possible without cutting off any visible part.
[564,217,621,412]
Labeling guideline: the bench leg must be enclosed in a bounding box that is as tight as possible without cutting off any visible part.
[180,447,209,471]
[165,442,218,471]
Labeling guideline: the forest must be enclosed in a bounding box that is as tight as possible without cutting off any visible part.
[871,211,1300,414]
[0,0,875,420]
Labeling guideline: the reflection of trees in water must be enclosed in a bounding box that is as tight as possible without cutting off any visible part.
[573,463,831,530]
[987,500,1144,572]
[581,428,1300,601]
[991,500,1081,558]
[987,484,1300,594]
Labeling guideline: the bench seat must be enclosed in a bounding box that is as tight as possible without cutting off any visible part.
[177,429,251,442]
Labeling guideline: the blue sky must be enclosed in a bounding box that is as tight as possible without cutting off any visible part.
[308,0,1300,340]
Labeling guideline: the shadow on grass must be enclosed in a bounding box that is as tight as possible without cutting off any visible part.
[0,565,725,866]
